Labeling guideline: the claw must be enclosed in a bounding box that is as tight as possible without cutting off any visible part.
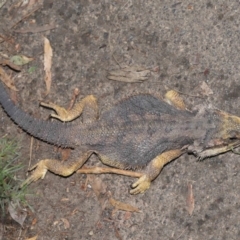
[21,160,48,188]
[130,175,151,195]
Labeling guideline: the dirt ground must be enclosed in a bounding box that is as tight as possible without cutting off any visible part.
[1,0,240,239]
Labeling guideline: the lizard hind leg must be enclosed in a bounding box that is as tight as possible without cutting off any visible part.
[21,150,93,187]
[130,149,183,194]
[40,94,98,122]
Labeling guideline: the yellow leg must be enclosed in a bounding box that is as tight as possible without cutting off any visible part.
[164,90,187,110]
[130,149,183,194]
[40,95,98,122]
[77,166,143,178]
[21,151,93,187]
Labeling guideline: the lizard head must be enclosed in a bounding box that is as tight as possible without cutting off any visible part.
[217,110,240,140]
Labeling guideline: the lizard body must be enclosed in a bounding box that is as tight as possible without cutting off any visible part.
[0,80,240,194]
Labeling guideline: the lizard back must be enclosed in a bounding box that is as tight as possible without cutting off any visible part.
[82,94,210,169]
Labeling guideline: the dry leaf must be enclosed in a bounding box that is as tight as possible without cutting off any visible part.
[43,37,52,95]
[0,59,21,71]
[8,202,27,227]
[61,198,70,202]
[10,55,33,66]
[187,4,194,10]
[0,66,18,91]
[25,235,38,240]
[109,197,140,213]
[89,176,108,210]
[61,218,70,229]
[90,176,107,197]
[200,81,213,96]
[31,218,37,226]
[107,66,150,82]
[186,183,195,215]
[70,208,79,216]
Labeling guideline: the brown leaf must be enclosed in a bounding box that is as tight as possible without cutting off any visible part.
[61,218,70,229]
[200,81,213,96]
[107,66,150,82]
[89,176,108,210]
[60,198,70,202]
[25,235,38,240]
[43,37,52,95]
[0,59,21,71]
[90,176,107,198]
[8,202,27,227]
[109,197,140,213]
[31,218,37,226]
[186,183,195,215]
[0,66,18,91]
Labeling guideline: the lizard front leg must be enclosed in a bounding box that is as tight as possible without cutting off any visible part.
[195,141,240,160]
[130,149,183,194]
[40,94,98,122]
[164,90,187,110]
[21,151,93,187]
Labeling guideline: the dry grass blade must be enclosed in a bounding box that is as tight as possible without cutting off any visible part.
[109,197,140,213]
[186,183,195,215]
[43,37,52,95]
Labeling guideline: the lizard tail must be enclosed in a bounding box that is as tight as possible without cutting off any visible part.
[0,81,75,148]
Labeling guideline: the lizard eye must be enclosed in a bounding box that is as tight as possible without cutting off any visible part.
[228,130,240,139]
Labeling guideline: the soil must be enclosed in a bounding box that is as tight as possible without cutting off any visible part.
[1,1,240,239]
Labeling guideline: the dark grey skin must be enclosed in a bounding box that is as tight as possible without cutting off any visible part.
[0,80,240,194]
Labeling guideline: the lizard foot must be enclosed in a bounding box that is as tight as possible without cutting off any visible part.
[130,175,151,195]
[21,160,48,187]
[40,102,70,121]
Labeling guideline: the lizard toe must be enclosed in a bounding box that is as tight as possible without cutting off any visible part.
[21,160,48,187]
[130,175,151,195]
